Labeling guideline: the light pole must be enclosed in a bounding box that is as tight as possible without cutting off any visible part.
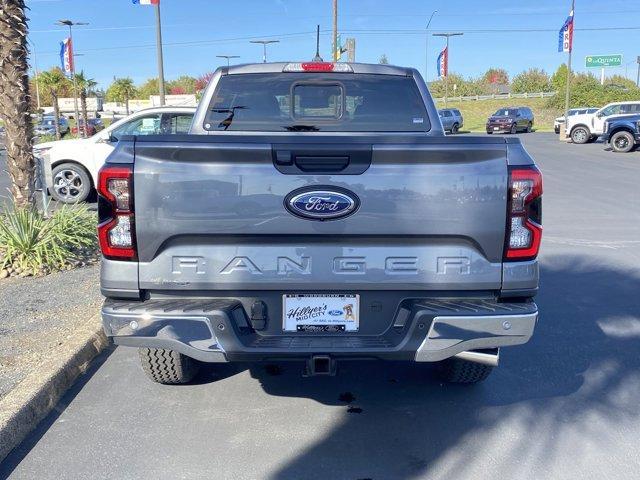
[154,1,166,106]
[250,40,279,63]
[425,11,438,82]
[28,40,41,112]
[432,32,463,107]
[56,20,87,137]
[216,55,240,67]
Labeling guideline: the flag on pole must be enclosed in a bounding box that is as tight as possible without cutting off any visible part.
[437,47,448,77]
[558,10,574,53]
[59,37,73,77]
[132,0,159,4]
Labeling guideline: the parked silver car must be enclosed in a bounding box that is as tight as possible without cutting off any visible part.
[438,108,463,134]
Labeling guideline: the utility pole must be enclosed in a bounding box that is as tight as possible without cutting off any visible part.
[56,20,87,137]
[250,40,279,63]
[332,0,338,62]
[216,55,240,67]
[637,56,640,87]
[154,2,166,106]
[563,0,575,139]
[28,40,41,112]
[433,32,463,108]
[425,11,438,82]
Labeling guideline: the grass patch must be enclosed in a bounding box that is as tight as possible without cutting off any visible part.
[435,97,561,132]
[0,205,98,276]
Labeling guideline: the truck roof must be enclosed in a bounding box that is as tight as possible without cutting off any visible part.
[225,62,415,77]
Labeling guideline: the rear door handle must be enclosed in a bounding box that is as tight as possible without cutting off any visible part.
[294,155,349,172]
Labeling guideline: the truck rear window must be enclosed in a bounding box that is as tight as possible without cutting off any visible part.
[204,73,430,132]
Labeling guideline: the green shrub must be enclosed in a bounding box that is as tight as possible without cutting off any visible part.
[35,133,56,144]
[0,205,97,275]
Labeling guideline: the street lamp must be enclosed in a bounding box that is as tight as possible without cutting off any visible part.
[425,11,438,82]
[250,40,279,63]
[432,32,463,107]
[56,19,88,137]
[216,55,240,67]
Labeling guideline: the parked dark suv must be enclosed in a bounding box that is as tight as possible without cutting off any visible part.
[486,107,534,134]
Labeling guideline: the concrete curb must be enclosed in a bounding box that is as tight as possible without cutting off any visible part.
[0,313,107,462]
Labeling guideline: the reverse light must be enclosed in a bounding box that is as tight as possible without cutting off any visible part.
[283,62,353,73]
[505,166,542,261]
[97,165,136,260]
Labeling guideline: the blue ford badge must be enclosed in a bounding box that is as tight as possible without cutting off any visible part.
[285,187,359,221]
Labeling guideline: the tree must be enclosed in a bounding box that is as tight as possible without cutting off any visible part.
[551,63,573,92]
[378,54,389,65]
[167,75,197,95]
[38,69,68,140]
[511,68,552,93]
[136,77,159,99]
[481,68,509,86]
[195,72,215,92]
[74,71,97,138]
[107,77,136,115]
[606,74,637,90]
[0,0,36,207]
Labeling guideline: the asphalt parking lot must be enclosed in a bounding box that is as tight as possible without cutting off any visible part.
[1,132,639,480]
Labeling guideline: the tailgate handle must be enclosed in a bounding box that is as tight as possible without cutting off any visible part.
[294,155,349,172]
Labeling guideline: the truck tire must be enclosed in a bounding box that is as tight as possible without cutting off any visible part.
[509,123,517,134]
[438,357,493,384]
[526,122,533,133]
[571,126,590,144]
[451,123,459,134]
[139,348,199,384]
[50,162,92,203]
[611,131,634,153]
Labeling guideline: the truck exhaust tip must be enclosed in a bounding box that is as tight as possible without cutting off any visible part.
[453,349,500,367]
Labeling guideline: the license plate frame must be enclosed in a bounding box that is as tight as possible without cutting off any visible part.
[282,294,360,332]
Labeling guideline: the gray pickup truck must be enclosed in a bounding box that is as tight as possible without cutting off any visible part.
[98,62,542,385]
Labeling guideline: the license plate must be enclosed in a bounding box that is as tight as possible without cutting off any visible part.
[493,126,500,131]
[283,294,359,332]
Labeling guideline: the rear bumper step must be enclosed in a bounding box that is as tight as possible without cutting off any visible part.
[101,297,537,363]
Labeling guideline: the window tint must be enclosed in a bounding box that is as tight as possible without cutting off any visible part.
[204,73,430,132]
[110,114,162,141]
[494,109,518,116]
[623,103,640,113]
[452,109,461,116]
[443,110,452,117]
[163,113,193,134]
[600,104,624,116]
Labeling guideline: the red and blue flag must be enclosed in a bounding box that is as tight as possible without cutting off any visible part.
[558,10,574,53]
[59,37,73,76]
[437,47,448,77]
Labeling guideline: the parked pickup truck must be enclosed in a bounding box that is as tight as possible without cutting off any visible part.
[604,113,640,153]
[99,62,542,385]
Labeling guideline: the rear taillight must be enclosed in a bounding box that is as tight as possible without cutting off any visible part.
[97,165,136,260]
[504,165,542,261]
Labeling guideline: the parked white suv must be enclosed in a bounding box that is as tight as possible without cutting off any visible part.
[567,101,640,144]
[34,107,195,203]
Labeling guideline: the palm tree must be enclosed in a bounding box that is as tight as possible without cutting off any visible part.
[111,77,136,116]
[75,71,97,137]
[0,0,36,207]
[38,69,67,140]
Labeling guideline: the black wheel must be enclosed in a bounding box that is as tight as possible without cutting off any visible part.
[571,126,590,144]
[526,122,532,133]
[486,130,493,135]
[509,123,517,134]
[139,348,200,384]
[50,162,92,203]
[554,126,560,134]
[611,131,635,153]
[451,123,459,134]
[438,358,493,384]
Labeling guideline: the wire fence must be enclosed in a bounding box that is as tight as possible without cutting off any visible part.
[434,91,557,103]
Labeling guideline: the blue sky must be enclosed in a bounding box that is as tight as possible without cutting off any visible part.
[26,0,640,90]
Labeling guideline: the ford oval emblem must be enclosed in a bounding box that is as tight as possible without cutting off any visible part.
[285,186,359,221]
